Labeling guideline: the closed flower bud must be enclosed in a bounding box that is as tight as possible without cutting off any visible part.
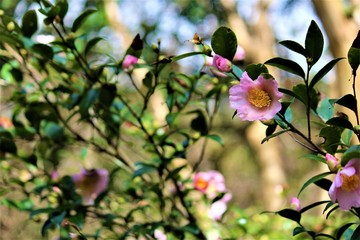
[325,153,340,172]
[212,54,232,72]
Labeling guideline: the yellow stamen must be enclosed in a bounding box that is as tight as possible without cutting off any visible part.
[195,177,208,190]
[341,174,359,192]
[247,88,271,108]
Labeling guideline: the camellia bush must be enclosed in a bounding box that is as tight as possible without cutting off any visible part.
[1,0,360,239]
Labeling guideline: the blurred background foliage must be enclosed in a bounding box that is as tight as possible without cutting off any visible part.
[0,0,359,239]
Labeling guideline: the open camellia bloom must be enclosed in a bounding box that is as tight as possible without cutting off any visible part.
[72,168,109,205]
[329,158,360,210]
[193,170,226,199]
[229,72,283,121]
[208,192,232,221]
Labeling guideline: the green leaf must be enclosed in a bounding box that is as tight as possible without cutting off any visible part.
[298,172,331,197]
[22,10,38,37]
[41,212,66,237]
[314,178,332,192]
[300,201,330,214]
[336,223,356,240]
[125,34,143,58]
[0,137,17,154]
[40,121,64,141]
[30,208,55,218]
[348,30,360,74]
[211,26,237,60]
[279,40,306,57]
[207,134,224,146]
[265,57,305,78]
[244,64,268,80]
[351,225,360,240]
[56,0,68,20]
[133,162,157,178]
[319,126,342,154]
[336,94,358,114]
[301,154,326,163]
[71,9,97,32]
[293,226,306,236]
[305,20,324,66]
[276,209,301,223]
[309,57,344,90]
[32,43,54,61]
[171,52,205,62]
[261,129,289,144]
[85,37,103,56]
[341,145,360,166]
[190,110,208,135]
[79,88,100,118]
[99,84,116,108]
[326,117,353,130]
[317,97,335,122]
[292,84,319,111]
[143,72,154,89]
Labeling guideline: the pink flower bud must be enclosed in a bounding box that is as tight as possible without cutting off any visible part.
[325,153,340,172]
[291,197,301,211]
[212,54,232,72]
[122,54,138,71]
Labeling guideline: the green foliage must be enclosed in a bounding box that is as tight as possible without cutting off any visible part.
[211,26,237,60]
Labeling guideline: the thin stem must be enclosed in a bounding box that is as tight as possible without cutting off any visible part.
[305,65,312,140]
[352,72,359,126]
[276,113,325,156]
[230,69,241,81]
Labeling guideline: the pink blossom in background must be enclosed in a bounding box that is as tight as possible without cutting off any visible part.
[229,72,283,121]
[72,168,109,205]
[212,54,232,72]
[290,197,301,211]
[208,192,232,221]
[122,54,138,71]
[325,153,340,172]
[154,229,167,240]
[329,158,360,210]
[193,170,226,199]
[233,46,245,61]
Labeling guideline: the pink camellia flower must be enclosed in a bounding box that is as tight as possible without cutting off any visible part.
[212,54,232,72]
[329,159,360,210]
[122,54,138,71]
[290,197,301,211]
[193,170,226,199]
[154,229,167,240]
[72,168,109,205]
[229,72,283,121]
[233,46,245,61]
[325,153,340,172]
[208,192,232,221]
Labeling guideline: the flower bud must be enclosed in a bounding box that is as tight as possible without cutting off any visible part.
[212,54,232,72]
[0,9,4,17]
[202,44,212,56]
[290,197,301,211]
[122,54,138,71]
[7,21,15,31]
[325,153,340,172]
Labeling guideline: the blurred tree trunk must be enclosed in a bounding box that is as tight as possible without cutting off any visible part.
[220,0,287,210]
[312,0,359,125]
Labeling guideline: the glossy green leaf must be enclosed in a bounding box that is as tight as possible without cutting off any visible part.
[71,9,97,32]
[79,88,100,118]
[40,121,64,141]
[326,117,353,130]
[348,30,360,74]
[292,84,319,111]
[319,126,342,154]
[293,226,306,236]
[279,40,306,57]
[336,223,356,240]
[171,52,205,62]
[133,162,157,178]
[336,94,358,114]
[21,10,38,37]
[261,129,289,144]
[298,172,331,197]
[32,43,54,61]
[207,134,224,146]
[211,26,237,60]
[300,200,329,214]
[85,37,103,55]
[341,145,360,166]
[351,225,360,240]
[265,57,305,78]
[244,64,268,80]
[56,0,68,20]
[277,209,301,224]
[317,97,335,122]
[305,20,324,66]
[309,57,344,90]
[314,178,332,192]
[125,34,143,58]
[190,110,208,135]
